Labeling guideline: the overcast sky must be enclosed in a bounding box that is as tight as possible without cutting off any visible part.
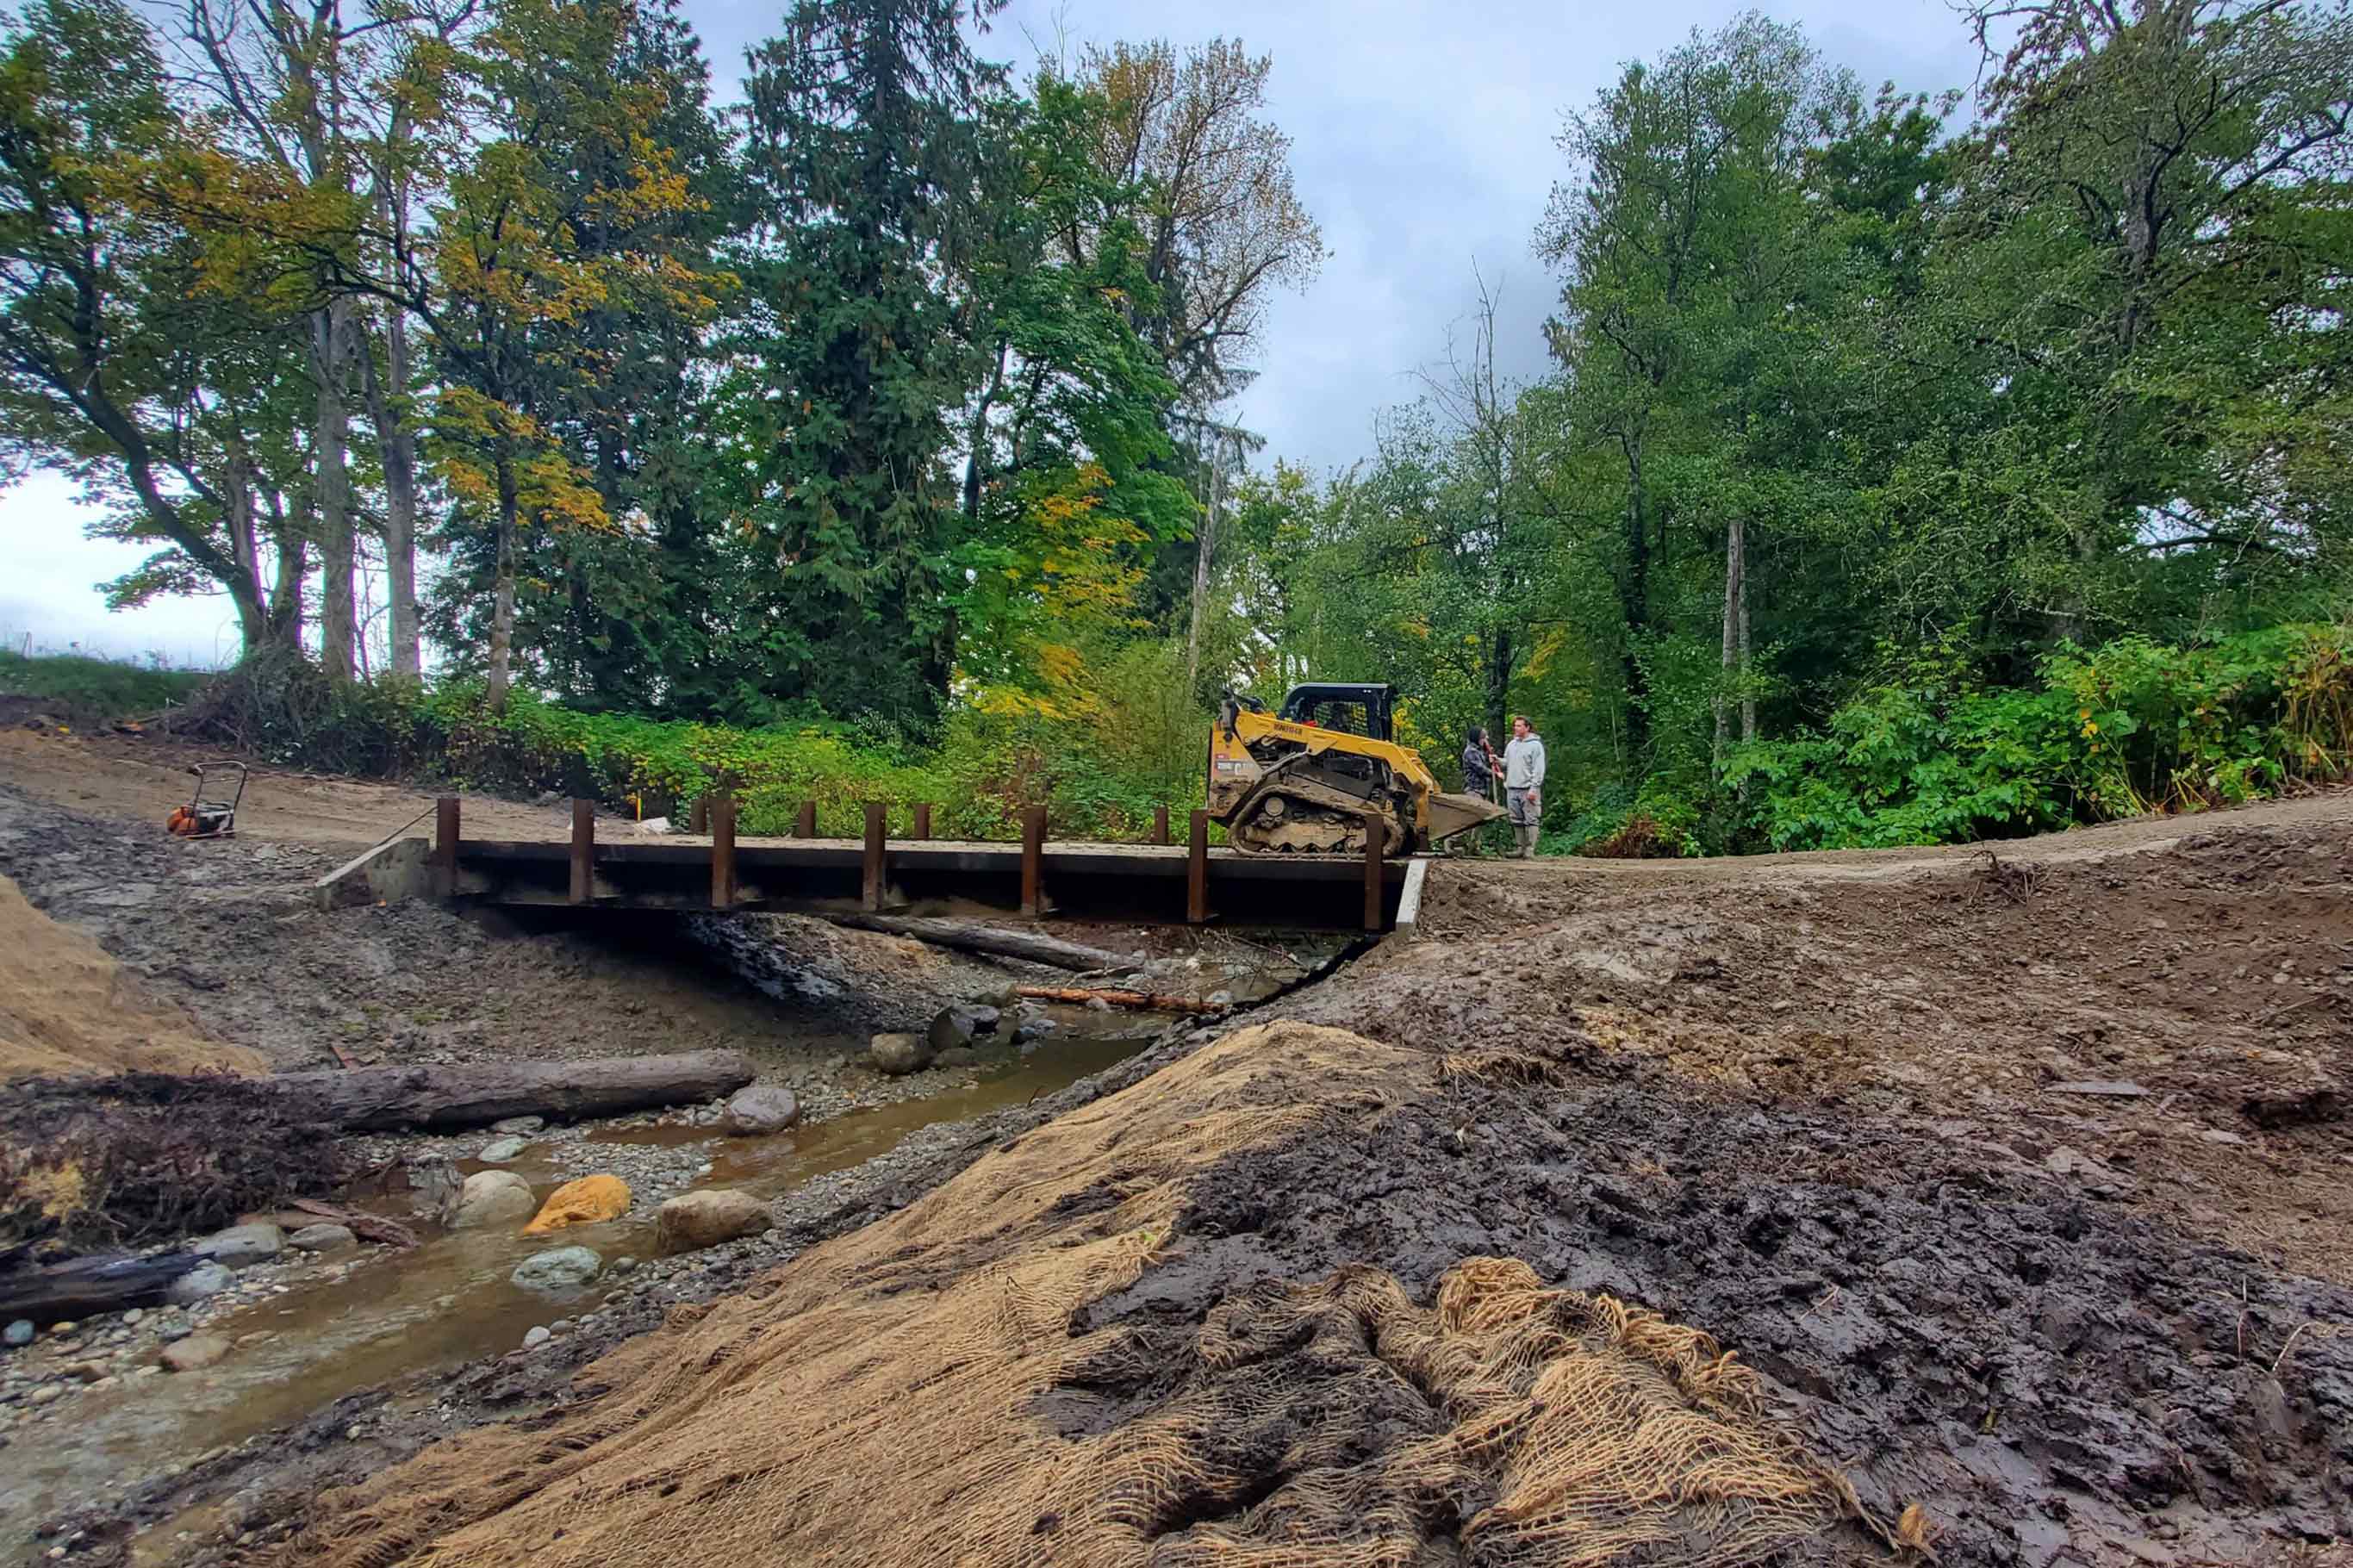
[0,0,1983,664]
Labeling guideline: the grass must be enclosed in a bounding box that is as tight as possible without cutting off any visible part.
[0,650,213,716]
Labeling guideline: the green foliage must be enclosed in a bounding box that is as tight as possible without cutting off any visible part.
[1725,625,2353,850]
[0,650,209,714]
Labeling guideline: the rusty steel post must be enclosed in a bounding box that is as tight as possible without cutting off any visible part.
[1363,812,1384,933]
[1020,805,1046,917]
[570,799,595,905]
[710,792,738,910]
[688,795,709,835]
[433,797,459,898]
[795,800,817,838]
[912,802,932,841]
[1152,805,1170,845]
[863,801,887,912]
[1187,809,1211,924]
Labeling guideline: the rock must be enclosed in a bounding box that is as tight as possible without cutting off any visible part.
[511,1248,602,1293]
[522,1326,551,1350]
[965,1005,1002,1034]
[522,1175,632,1234]
[192,1223,285,1269]
[448,1170,538,1230]
[870,1032,932,1075]
[1086,996,1112,1012]
[3,1321,31,1347]
[491,1116,545,1136]
[406,1156,464,1221]
[165,1261,235,1307]
[161,1335,233,1373]
[656,1190,773,1253]
[933,1046,979,1070]
[476,1136,529,1162]
[2046,1080,2149,1098]
[28,1384,66,1405]
[122,1309,143,1326]
[721,1085,801,1136]
[611,1257,637,1275]
[970,982,1021,1010]
[549,1317,575,1335]
[1013,1012,1056,1045]
[927,1006,981,1055]
[287,1223,357,1254]
[1206,990,1235,1009]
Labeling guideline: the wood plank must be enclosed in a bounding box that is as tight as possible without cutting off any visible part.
[1393,856,1429,937]
[570,799,595,905]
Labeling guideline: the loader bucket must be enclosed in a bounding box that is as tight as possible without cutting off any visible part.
[1425,790,1507,844]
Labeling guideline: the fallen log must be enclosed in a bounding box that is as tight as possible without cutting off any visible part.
[1014,986,1220,1015]
[289,1198,419,1248]
[267,1049,756,1133]
[0,1251,199,1320]
[823,913,1125,973]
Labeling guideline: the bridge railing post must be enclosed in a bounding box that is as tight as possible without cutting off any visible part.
[434,797,460,898]
[1363,810,1384,932]
[913,802,932,841]
[1187,809,1210,924]
[688,795,708,835]
[863,801,888,912]
[710,791,738,909]
[1020,806,1047,917]
[570,799,595,905]
[1152,806,1170,845]
[795,800,817,838]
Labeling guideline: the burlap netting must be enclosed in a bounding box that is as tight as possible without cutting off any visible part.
[279,1024,1871,1568]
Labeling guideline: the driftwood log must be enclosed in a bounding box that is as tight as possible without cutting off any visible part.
[822,914,1125,973]
[268,1049,757,1132]
[0,1251,199,1319]
[1014,986,1220,1015]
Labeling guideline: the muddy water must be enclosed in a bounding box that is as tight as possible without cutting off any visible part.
[0,1031,1158,1546]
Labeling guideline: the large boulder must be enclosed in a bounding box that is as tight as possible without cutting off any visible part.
[287,1223,357,1254]
[161,1335,232,1373]
[870,1032,931,1076]
[448,1170,537,1230]
[721,1084,801,1136]
[656,1189,772,1253]
[522,1174,632,1235]
[192,1223,284,1269]
[926,1006,981,1055]
[476,1136,528,1163]
[511,1247,601,1293]
[165,1260,234,1306]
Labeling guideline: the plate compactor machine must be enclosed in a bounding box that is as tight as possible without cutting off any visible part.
[1208,683,1503,857]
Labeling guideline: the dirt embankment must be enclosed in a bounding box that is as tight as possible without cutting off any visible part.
[140,797,2349,1568]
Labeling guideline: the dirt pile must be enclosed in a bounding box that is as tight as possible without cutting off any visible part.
[265,1023,1892,1568]
[0,872,260,1080]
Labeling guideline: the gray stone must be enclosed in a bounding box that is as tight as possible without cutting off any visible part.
[491,1116,545,1136]
[476,1136,529,1162]
[287,1223,357,1254]
[511,1247,602,1292]
[448,1170,537,1230]
[160,1335,232,1373]
[869,1031,932,1075]
[549,1318,575,1335]
[166,1261,233,1309]
[964,1005,1002,1034]
[657,1190,772,1252]
[521,1326,551,1350]
[192,1223,284,1269]
[611,1256,637,1275]
[1013,1012,1057,1045]
[926,1006,980,1055]
[3,1321,30,1348]
[933,1047,979,1071]
[970,982,1021,1010]
[721,1084,801,1136]
[28,1384,66,1405]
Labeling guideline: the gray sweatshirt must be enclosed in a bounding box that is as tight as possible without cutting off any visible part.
[1502,734,1546,790]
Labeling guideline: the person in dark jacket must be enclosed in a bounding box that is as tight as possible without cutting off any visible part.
[1457,725,1499,856]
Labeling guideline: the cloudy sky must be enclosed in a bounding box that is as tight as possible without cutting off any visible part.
[0,0,1983,664]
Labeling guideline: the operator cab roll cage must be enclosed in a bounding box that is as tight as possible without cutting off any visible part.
[1219,683,1397,744]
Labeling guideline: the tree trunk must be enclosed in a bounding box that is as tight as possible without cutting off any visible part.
[313,303,358,683]
[267,1049,756,1132]
[1620,436,1650,754]
[486,452,520,709]
[363,309,423,681]
[1715,513,1743,766]
[1738,526,1754,745]
[1185,439,1220,698]
[0,1253,200,1320]
[820,913,1125,973]
[267,520,308,650]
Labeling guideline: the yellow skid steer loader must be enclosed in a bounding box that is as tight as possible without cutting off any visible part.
[1208,684,1504,856]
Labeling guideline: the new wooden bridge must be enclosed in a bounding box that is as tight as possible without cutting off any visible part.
[321,795,1430,934]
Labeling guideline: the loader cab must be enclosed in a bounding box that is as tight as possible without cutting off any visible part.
[1278,683,1395,744]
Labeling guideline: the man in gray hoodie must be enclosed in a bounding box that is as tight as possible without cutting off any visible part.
[1500,716,1546,860]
